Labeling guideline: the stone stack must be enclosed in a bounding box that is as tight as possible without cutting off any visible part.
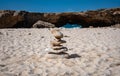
[48,29,69,58]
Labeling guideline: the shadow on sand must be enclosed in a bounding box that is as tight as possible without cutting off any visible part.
[67,54,81,59]
[48,52,81,59]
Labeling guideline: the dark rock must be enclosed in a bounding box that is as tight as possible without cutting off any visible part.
[0,10,26,28]
[0,8,120,28]
[0,64,6,67]
[0,32,3,35]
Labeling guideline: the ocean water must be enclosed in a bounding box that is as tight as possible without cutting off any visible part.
[62,23,82,28]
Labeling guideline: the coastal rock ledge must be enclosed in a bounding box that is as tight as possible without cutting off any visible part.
[0,8,120,28]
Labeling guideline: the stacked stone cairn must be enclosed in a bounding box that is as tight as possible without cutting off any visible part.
[48,29,69,58]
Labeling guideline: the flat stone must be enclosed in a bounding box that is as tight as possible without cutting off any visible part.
[52,46,63,50]
[52,46,68,52]
[45,52,69,59]
[50,40,62,46]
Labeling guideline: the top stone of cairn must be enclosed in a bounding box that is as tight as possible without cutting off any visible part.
[51,29,63,40]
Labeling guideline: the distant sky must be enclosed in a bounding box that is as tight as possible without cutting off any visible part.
[0,0,120,12]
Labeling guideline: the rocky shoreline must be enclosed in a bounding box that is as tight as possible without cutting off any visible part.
[0,8,120,28]
[0,28,120,76]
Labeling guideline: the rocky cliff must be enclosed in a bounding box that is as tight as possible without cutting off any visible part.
[0,8,120,28]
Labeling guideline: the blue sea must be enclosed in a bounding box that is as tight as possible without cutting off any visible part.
[62,23,82,28]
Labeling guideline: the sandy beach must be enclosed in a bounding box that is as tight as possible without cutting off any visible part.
[0,28,120,76]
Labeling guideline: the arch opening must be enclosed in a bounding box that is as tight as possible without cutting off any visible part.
[62,23,82,28]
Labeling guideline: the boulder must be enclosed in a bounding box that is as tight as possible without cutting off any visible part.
[51,29,63,39]
[32,20,55,28]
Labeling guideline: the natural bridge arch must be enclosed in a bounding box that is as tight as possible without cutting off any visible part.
[0,8,120,28]
[42,12,119,28]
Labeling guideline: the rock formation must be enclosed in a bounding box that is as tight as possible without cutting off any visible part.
[48,29,69,58]
[32,20,55,28]
[0,8,120,28]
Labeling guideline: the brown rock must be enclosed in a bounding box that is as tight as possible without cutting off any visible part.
[52,46,63,50]
[0,8,120,28]
[52,46,68,52]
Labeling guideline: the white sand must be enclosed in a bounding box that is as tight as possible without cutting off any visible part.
[0,28,120,76]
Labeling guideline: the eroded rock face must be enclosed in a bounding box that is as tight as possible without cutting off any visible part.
[0,8,120,28]
[0,10,25,28]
